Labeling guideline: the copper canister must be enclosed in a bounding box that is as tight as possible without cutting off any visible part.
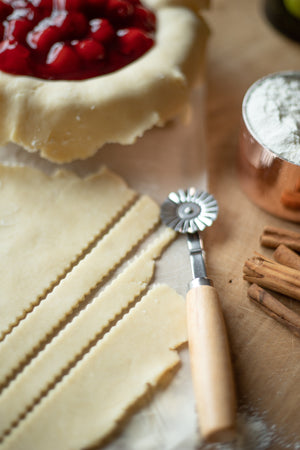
[238,72,300,222]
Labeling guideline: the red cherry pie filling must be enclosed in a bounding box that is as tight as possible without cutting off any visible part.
[0,0,156,80]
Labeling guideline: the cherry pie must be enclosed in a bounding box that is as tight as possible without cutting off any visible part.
[0,0,209,162]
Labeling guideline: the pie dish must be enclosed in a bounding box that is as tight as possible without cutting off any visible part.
[0,0,209,162]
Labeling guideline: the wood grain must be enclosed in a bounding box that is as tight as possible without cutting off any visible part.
[204,0,300,448]
[186,285,236,444]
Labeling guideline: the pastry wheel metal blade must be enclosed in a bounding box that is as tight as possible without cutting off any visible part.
[161,187,218,284]
[160,188,237,444]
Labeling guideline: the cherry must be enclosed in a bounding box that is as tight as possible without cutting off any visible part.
[28,27,58,52]
[73,37,105,61]
[4,18,33,42]
[46,41,80,74]
[132,5,155,31]
[0,1,13,21]
[117,27,152,57]
[0,39,30,73]
[27,17,63,52]
[54,0,84,11]
[89,18,114,43]
[0,0,156,79]
[63,11,88,37]
[106,0,134,23]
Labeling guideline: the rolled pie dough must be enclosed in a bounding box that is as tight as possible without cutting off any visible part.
[0,164,188,449]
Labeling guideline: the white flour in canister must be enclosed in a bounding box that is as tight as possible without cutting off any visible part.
[243,72,300,165]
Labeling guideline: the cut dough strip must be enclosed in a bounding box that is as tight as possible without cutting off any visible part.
[0,228,175,439]
[0,165,135,339]
[0,195,160,388]
[1,285,187,450]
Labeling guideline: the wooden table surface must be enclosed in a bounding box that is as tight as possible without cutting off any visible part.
[1,2,298,448]
[203,1,300,448]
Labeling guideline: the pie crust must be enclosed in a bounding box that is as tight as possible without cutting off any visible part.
[0,0,209,162]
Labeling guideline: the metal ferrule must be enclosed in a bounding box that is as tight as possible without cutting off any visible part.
[189,277,213,289]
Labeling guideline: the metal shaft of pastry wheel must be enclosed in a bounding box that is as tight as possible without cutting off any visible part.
[160,187,237,443]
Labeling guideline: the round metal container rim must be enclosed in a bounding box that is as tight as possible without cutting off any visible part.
[242,70,300,167]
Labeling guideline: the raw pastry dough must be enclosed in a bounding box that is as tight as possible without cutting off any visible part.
[0,165,135,338]
[0,0,209,162]
[1,285,187,450]
[0,228,175,438]
[0,195,161,386]
[0,164,189,450]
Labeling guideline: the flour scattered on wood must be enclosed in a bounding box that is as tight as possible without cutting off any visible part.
[205,411,300,450]
[209,412,275,450]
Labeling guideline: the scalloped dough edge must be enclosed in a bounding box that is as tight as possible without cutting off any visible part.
[0,285,187,450]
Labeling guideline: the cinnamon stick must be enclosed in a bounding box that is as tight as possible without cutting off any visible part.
[243,253,300,301]
[273,244,300,271]
[260,226,300,252]
[248,284,300,338]
[280,190,300,210]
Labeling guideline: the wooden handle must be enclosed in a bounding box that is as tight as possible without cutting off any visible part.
[186,284,236,443]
